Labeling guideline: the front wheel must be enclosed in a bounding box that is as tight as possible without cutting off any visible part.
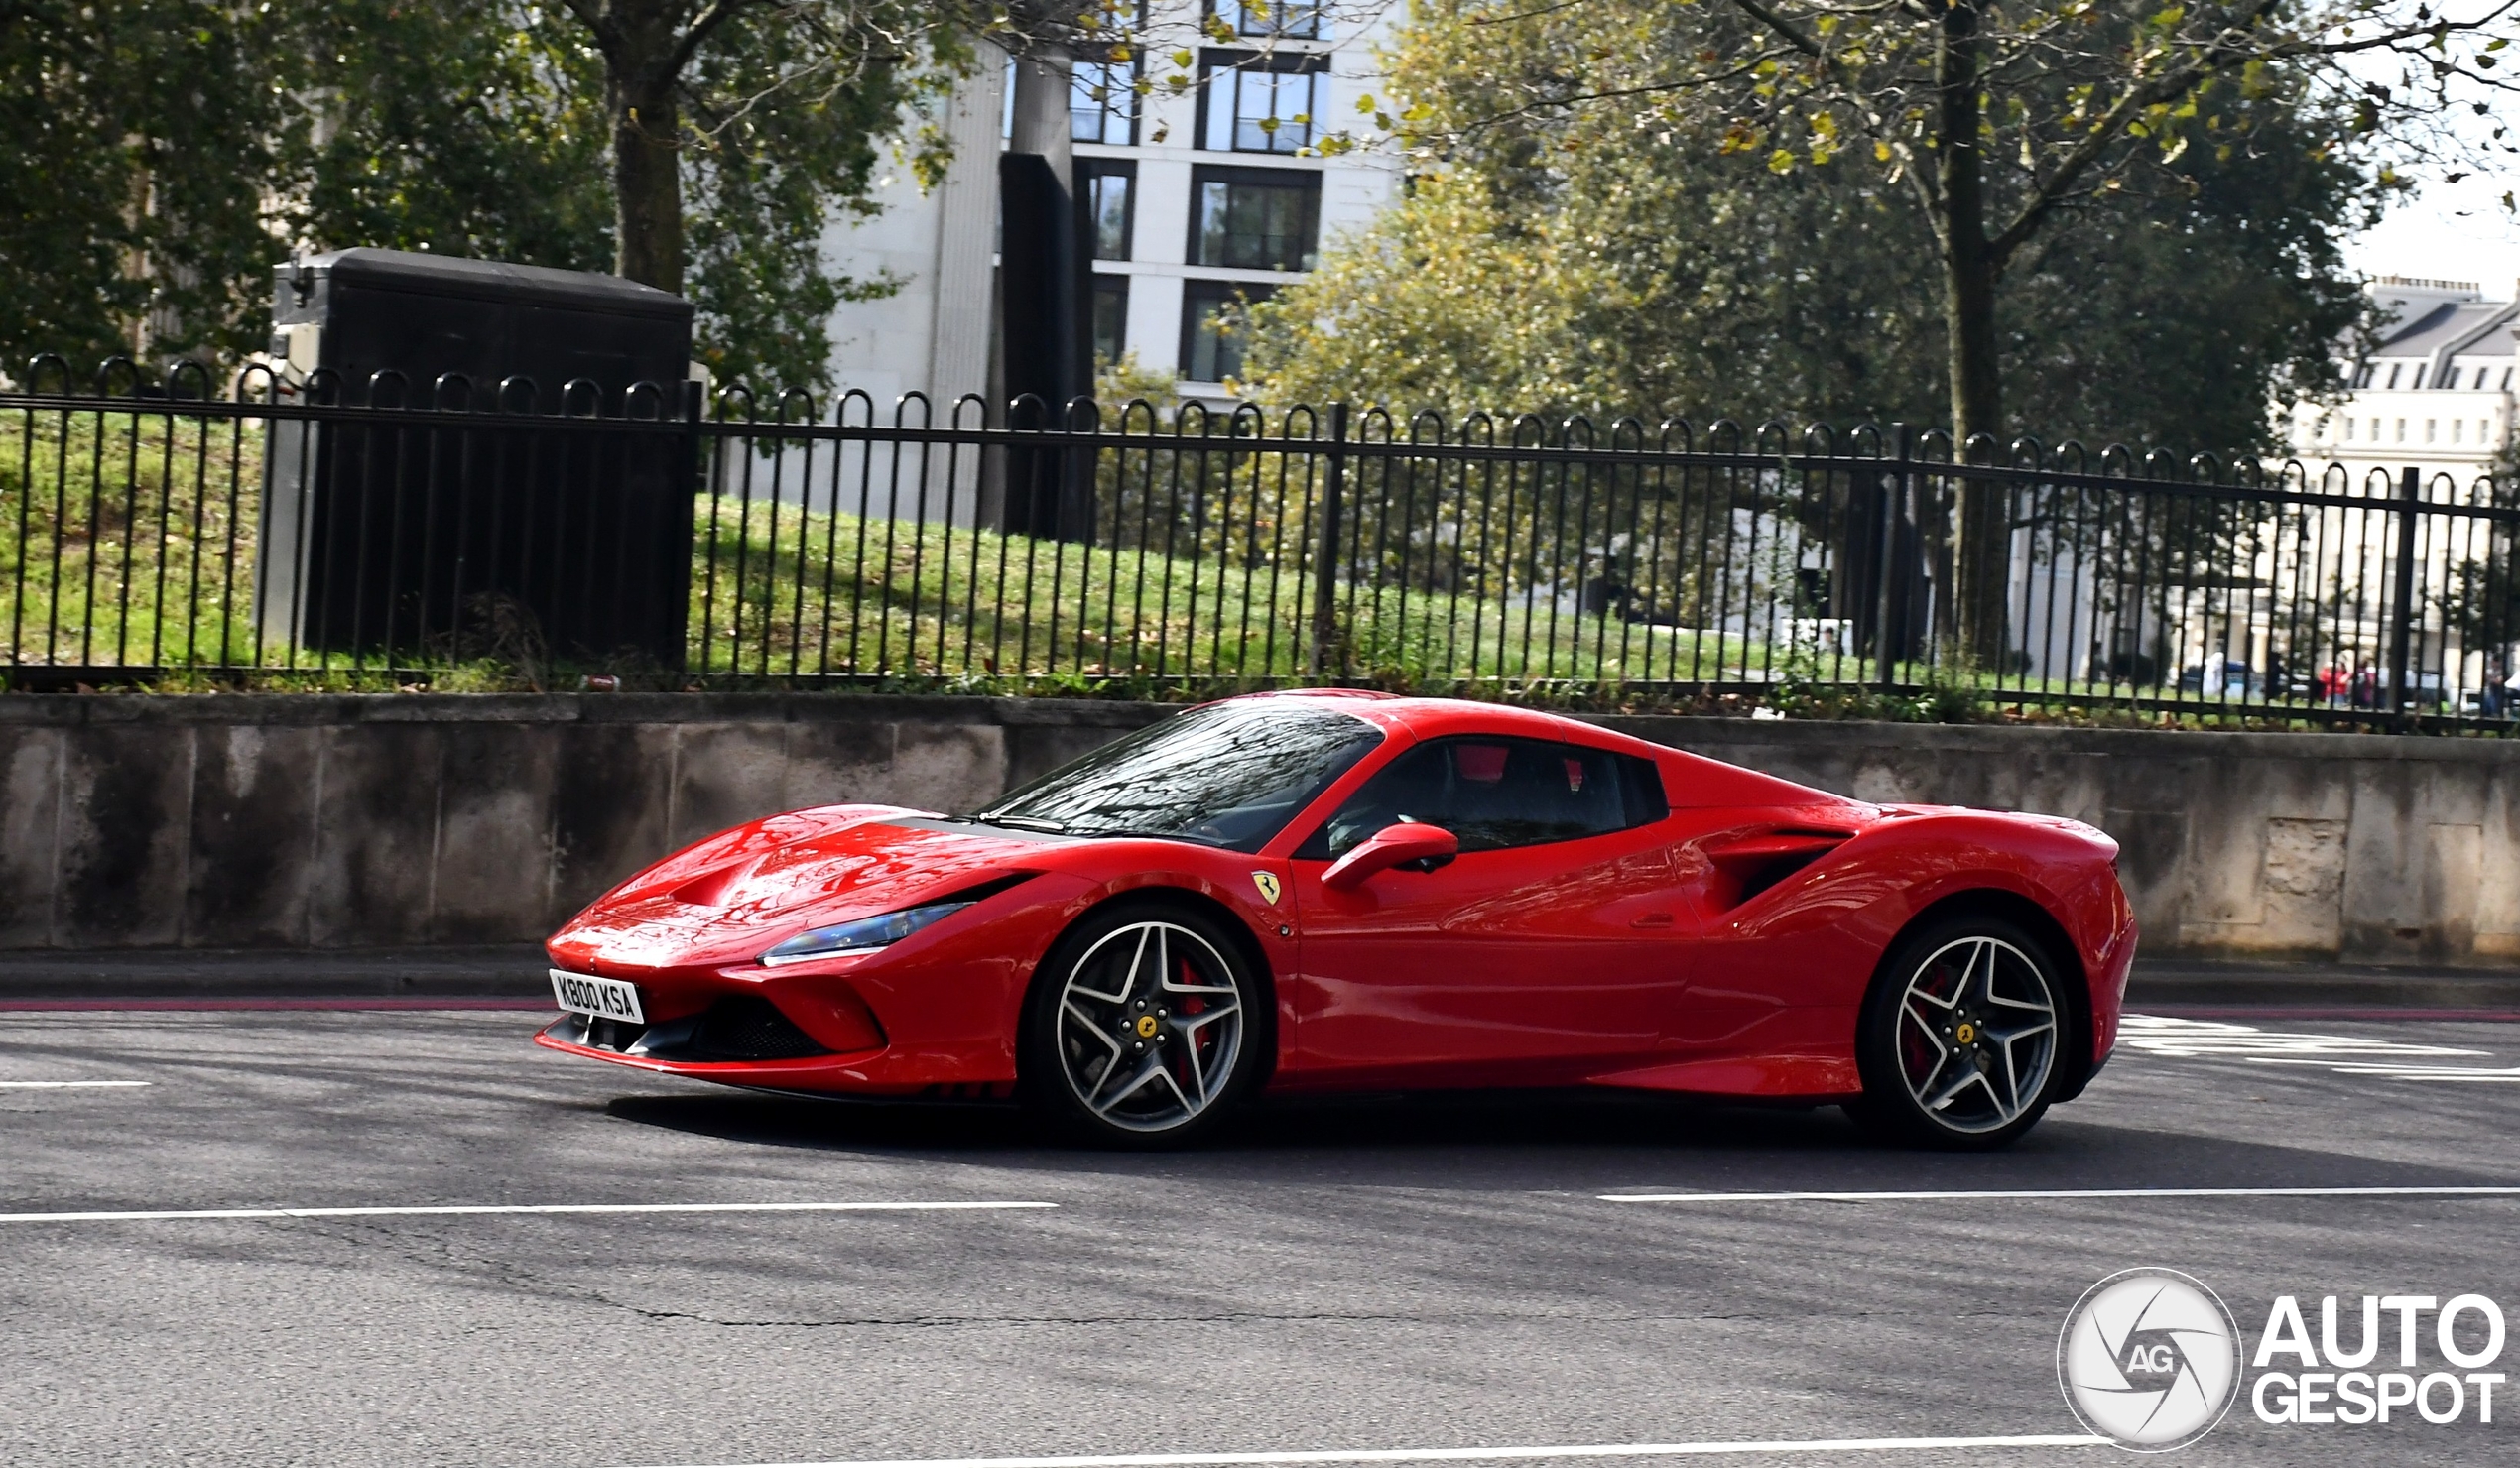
[1851,916,2072,1150]
[1019,902,1262,1147]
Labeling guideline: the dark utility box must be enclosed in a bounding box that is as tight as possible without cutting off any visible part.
[257,248,697,670]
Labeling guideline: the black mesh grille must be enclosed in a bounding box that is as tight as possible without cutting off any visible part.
[689,996,829,1060]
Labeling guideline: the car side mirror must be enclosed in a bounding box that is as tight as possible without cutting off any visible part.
[1322,821,1459,891]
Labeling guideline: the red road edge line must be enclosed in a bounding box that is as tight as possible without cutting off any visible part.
[0,999,556,1013]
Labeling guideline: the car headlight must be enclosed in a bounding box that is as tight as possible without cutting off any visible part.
[758,900,973,967]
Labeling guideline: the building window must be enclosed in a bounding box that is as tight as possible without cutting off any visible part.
[1078,161,1135,261]
[2343,418,2356,442]
[2387,364,2402,389]
[1189,166,1320,271]
[2454,419,2464,443]
[2355,363,2375,388]
[1211,0,1330,40]
[1071,54,1139,144]
[1201,55,1330,153]
[2395,418,2407,442]
[2504,367,2514,390]
[2413,366,2428,390]
[2447,366,2464,389]
[1181,280,1275,381]
[1091,275,1131,368]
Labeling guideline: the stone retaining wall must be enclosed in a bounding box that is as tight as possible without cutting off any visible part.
[2,693,2513,964]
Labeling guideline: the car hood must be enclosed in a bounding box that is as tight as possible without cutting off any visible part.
[551,805,1071,972]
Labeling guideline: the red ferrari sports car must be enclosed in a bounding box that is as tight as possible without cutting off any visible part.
[540,691,2134,1149]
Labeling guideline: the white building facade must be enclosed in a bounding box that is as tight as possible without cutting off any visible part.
[815,3,1404,413]
[2288,276,2518,489]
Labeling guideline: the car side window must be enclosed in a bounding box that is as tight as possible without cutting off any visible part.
[1297,737,1669,859]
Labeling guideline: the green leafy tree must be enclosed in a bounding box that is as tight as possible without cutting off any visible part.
[1251,0,2373,451]
[296,0,986,390]
[291,3,615,277]
[1288,0,2513,661]
[0,0,296,368]
[3,2,1034,390]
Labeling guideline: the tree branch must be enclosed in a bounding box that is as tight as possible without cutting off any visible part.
[668,0,756,78]
[1731,0,1824,57]
[561,0,619,54]
[1447,53,1793,137]
[1986,0,2290,266]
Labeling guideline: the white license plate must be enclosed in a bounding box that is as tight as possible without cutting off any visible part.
[550,969,645,1024]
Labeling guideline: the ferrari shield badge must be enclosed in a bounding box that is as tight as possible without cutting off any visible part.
[1250,871,1282,905]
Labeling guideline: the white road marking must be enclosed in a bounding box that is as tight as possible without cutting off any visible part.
[617,1437,2105,1468]
[2246,1059,2520,1082]
[2116,1013,2520,1083]
[0,1200,1056,1225]
[2116,1014,2486,1059]
[2116,1014,2460,1052]
[0,1080,151,1089]
[1602,1185,2520,1203]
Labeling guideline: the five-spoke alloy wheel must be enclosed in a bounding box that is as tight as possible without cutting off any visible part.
[1853,915,2072,1150]
[1021,903,1261,1146]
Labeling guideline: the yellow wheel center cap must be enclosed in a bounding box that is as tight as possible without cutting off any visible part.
[1955,1021,1976,1044]
[1135,1015,1161,1039]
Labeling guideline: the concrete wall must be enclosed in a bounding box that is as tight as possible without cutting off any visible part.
[2,694,2515,965]
[0,694,1165,951]
[1597,717,2520,967]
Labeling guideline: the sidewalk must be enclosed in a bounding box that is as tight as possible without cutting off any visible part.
[0,946,550,1006]
[2,946,2517,1012]
[2124,959,2520,1015]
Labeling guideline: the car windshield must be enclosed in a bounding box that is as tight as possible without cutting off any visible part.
[972,703,1384,851]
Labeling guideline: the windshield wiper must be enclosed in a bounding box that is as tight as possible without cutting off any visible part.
[1074,826,1230,846]
[981,814,1069,833]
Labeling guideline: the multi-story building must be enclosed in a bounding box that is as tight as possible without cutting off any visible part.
[2288,277,2517,488]
[813,3,1403,413]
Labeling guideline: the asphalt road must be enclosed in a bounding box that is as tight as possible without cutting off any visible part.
[3,1003,2516,1468]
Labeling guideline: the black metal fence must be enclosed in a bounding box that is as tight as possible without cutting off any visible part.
[5,355,2517,726]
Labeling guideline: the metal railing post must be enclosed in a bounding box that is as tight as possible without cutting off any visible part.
[1874,423,1910,692]
[1309,400,1348,680]
[2386,464,2421,724]
[675,377,704,675]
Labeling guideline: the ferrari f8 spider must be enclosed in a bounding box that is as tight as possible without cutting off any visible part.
[540,692,2133,1148]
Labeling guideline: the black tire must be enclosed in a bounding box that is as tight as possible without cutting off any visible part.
[1849,913,2075,1151]
[1018,899,1268,1148]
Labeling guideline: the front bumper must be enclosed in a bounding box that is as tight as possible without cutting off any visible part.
[534,1016,1016,1097]
[535,944,1029,1098]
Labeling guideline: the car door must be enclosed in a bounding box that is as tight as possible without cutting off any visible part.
[1281,734,1701,1087]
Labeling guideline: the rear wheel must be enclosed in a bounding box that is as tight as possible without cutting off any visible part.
[1020,902,1261,1147]
[1851,916,2071,1150]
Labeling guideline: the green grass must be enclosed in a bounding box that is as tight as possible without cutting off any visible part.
[9,404,2491,730]
[686,490,1785,688]
[2,403,265,669]
[3,410,1761,690]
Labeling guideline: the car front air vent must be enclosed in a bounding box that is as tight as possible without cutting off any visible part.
[629,997,834,1062]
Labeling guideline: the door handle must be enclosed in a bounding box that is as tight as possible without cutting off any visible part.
[1630,912,1675,929]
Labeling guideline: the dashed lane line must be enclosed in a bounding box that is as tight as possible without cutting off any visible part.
[0,1080,150,1089]
[0,1200,1056,1225]
[613,1437,2106,1468]
[1601,1185,2520,1203]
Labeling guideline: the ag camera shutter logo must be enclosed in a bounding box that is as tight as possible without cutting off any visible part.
[2058,1269,2243,1451]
